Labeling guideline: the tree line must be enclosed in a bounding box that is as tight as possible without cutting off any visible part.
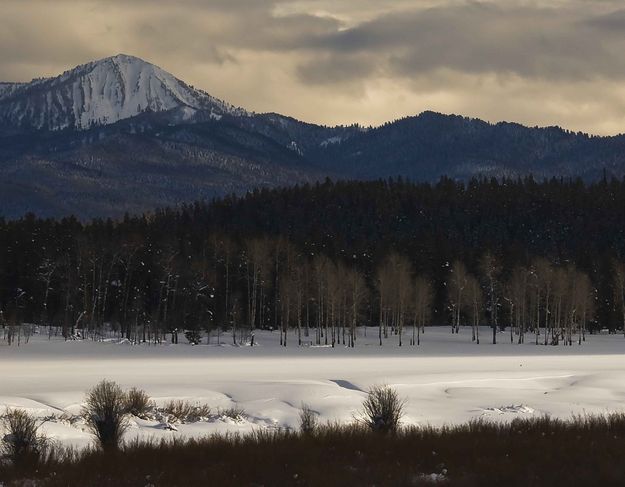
[2,177,625,345]
[0,233,623,348]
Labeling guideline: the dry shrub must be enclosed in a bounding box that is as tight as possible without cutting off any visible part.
[187,403,212,422]
[124,387,152,418]
[163,400,211,422]
[83,380,129,450]
[219,406,245,422]
[360,385,405,434]
[184,330,202,345]
[1,409,49,467]
[299,403,318,435]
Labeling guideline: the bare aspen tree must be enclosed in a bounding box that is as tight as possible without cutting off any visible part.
[132,284,147,344]
[480,252,501,345]
[613,260,625,337]
[118,240,141,340]
[278,271,291,347]
[325,261,341,348]
[276,240,299,347]
[150,246,178,344]
[551,267,568,345]
[71,238,119,340]
[37,258,57,332]
[214,235,236,333]
[81,239,108,338]
[243,242,255,332]
[302,259,313,339]
[293,258,305,346]
[312,255,330,345]
[72,237,91,338]
[575,271,594,344]
[346,267,367,347]
[531,258,553,345]
[506,267,528,344]
[190,259,217,344]
[377,262,393,345]
[466,275,482,344]
[244,238,271,334]
[335,261,348,346]
[449,260,468,334]
[98,247,119,336]
[60,241,85,339]
[377,253,412,346]
[563,265,578,346]
[274,238,296,346]
[528,264,540,345]
[393,255,413,347]
[231,292,242,345]
[412,276,432,346]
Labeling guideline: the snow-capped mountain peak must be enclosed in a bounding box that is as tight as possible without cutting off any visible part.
[0,54,244,131]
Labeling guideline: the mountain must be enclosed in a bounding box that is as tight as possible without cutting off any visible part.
[313,113,625,181]
[1,54,625,219]
[0,54,243,132]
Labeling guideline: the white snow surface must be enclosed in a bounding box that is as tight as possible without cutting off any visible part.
[0,54,243,130]
[2,326,625,449]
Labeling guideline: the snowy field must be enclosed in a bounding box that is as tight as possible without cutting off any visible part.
[2,326,625,450]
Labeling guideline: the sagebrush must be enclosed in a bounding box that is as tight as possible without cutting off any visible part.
[83,380,129,450]
[1,409,49,468]
[360,385,405,433]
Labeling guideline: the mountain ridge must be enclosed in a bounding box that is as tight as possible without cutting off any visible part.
[1,54,625,219]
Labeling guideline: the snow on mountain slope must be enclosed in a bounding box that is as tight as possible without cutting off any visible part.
[0,82,26,100]
[0,54,245,131]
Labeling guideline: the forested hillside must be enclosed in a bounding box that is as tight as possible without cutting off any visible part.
[2,177,625,344]
[5,56,625,219]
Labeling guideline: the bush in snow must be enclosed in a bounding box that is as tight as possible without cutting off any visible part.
[124,387,152,418]
[219,406,246,422]
[162,400,211,422]
[83,380,129,450]
[360,385,405,434]
[184,330,202,345]
[1,408,49,467]
[299,403,318,435]
[163,400,194,422]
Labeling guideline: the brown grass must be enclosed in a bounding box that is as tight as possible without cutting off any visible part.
[3,414,625,486]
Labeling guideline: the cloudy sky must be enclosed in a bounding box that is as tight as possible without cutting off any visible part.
[2,0,625,134]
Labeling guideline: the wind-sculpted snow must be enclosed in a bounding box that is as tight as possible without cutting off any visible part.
[0,54,243,131]
[2,326,625,450]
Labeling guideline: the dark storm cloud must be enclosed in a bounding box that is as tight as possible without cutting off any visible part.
[296,54,378,85]
[294,3,625,83]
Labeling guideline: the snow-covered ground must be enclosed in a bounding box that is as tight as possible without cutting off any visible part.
[1,326,625,450]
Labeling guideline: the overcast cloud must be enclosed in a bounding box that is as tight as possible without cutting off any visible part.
[2,0,625,134]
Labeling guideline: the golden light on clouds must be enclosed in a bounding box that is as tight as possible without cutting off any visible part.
[3,0,625,134]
